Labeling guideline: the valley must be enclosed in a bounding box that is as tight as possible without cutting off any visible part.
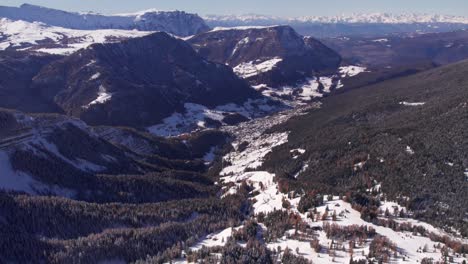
[0,2,467,264]
[179,61,468,263]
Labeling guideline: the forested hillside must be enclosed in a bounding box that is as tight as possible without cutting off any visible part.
[262,59,468,235]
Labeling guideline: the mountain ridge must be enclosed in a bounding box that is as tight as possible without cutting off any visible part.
[30,32,260,127]
[0,3,210,36]
[189,25,342,88]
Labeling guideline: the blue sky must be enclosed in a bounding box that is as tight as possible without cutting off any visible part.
[2,0,468,17]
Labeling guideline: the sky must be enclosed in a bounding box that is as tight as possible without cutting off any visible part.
[2,0,468,17]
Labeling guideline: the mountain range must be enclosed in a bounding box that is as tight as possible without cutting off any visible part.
[205,13,468,37]
[205,13,468,25]
[0,3,467,264]
[31,32,258,127]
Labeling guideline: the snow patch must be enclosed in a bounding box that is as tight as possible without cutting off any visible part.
[319,76,334,93]
[233,57,283,79]
[339,65,368,78]
[231,37,250,56]
[405,145,415,155]
[211,26,278,32]
[353,160,367,171]
[147,103,226,137]
[89,72,101,81]
[372,38,389,43]
[191,227,236,250]
[298,78,323,100]
[290,148,306,159]
[400,101,426,106]
[148,99,281,137]
[290,148,306,154]
[221,131,288,176]
[87,85,112,107]
[203,147,216,165]
[293,163,309,178]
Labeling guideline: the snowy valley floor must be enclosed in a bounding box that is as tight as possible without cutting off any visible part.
[169,100,468,264]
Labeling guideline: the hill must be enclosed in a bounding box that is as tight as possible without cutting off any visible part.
[189,26,341,88]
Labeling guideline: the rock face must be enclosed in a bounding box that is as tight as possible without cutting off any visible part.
[0,4,210,36]
[188,26,341,87]
[31,32,259,127]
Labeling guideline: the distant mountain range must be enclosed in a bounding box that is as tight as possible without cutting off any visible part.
[205,13,468,37]
[204,13,468,25]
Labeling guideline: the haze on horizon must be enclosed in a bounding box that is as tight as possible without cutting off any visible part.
[1,0,468,17]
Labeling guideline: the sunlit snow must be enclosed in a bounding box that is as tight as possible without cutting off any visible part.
[233,57,283,79]
[0,18,151,55]
[87,85,112,107]
[400,101,426,106]
[339,65,368,78]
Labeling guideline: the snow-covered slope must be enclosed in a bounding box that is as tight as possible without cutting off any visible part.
[0,18,151,54]
[147,99,281,137]
[146,63,368,137]
[0,4,209,36]
[181,101,468,264]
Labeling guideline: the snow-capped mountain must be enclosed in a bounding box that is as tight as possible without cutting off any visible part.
[188,26,341,88]
[0,18,151,55]
[204,13,468,26]
[204,13,468,37]
[0,3,209,36]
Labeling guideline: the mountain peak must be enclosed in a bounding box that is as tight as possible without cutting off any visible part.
[19,3,44,9]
